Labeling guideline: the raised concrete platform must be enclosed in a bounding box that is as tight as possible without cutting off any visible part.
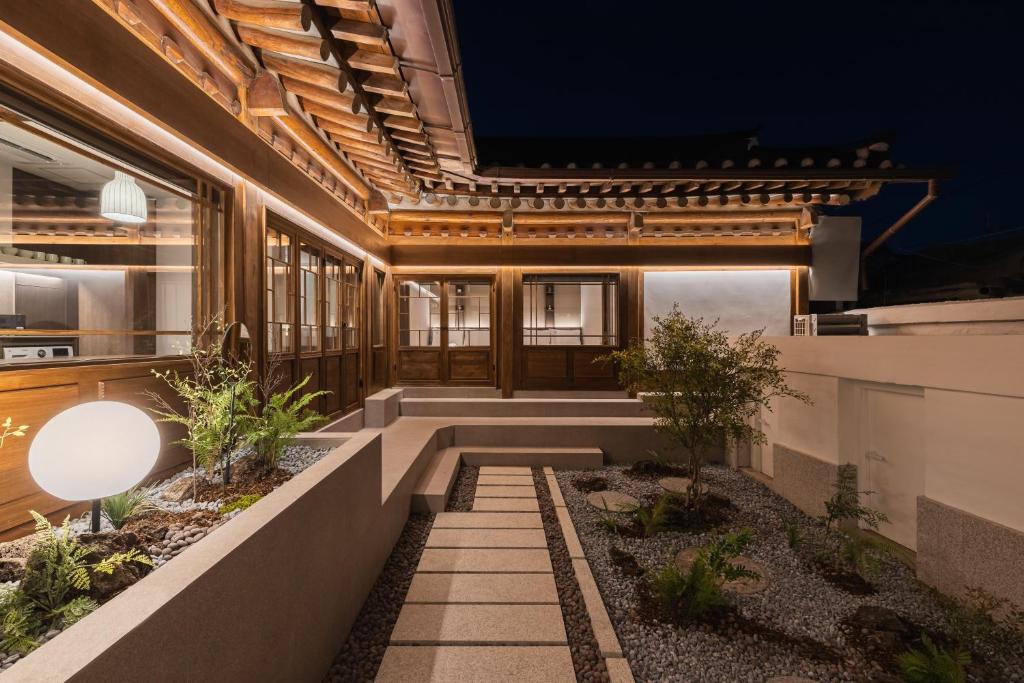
[472,498,541,512]
[425,528,547,548]
[400,397,646,418]
[405,573,558,604]
[364,388,403,428]
[433,512,543,529]
[410,447,461,514]
[390,604,567,645]
[376,646,575,682]
[417,548,552,573]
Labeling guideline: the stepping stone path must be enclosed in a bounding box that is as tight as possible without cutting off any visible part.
[586,490,639,513]
[377,466,576,682]
[659,476,709,498]
[674,547,770,595]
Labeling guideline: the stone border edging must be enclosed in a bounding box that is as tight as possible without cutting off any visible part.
[545,467,636,683]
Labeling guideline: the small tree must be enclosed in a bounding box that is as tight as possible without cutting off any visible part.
[607,308,809,507]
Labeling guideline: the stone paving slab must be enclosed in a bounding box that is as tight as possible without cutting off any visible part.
[477,474,536,486]
[546,473,566,507]
[426,528,548,548]
[376,646,575,682]
[472,497,541,512]
[433,512,543,528]
[405,572,558,604]
[390,604,567,645]
[479,466,533,475]
[474,486,538,498]
[417,548,553,573]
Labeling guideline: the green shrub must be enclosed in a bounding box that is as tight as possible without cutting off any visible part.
[219,494,263,515]
[945,586,1024,646]
[101,487,157,530]
[897,634,969,683]
[650,557,724,619]
[783,519,801,549]
[243,374,328,472]
[701,529,760,583]
[629,493,672,537]
[596,500,622,535]
[0,512,152,653]
[823,464,888,532]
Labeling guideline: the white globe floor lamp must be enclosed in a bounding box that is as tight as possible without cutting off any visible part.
[29,401,160,533]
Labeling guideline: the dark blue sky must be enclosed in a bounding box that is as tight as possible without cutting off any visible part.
[451,0,1024,253]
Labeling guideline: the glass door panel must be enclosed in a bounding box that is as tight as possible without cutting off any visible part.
[398,280,441,347]
[447,280,491,347]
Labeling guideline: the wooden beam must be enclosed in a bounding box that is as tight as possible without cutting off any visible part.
[389,130,429,146]
[346,150,402,173]
[280,75,360,114]
[317,0,372,9]
[327,132,393,159]
[317,118,385,144]
[361,73,407,96]
[331,19,387,48]
[381,114,422,133]
[299,97,373,133]
[148,0,255,84]
[273,111,370,199]
[390,210,503,224]
[261,51,347,93]
[212,0,311,32]
[347,49,399,75]
[246,70,287,116]
[373,96,415,117]
[236,25,328,62]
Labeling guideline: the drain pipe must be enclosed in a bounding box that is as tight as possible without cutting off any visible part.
[862,179,938,258]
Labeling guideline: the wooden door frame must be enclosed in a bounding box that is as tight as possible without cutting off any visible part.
[392,273,497,386]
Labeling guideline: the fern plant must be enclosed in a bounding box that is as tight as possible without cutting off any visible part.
[823,464,889,532]
[596,500,622,535]
[897,634,970,683]
[0,511,154,653]
[650,556,725,619]
[629,493,672,537]
[700,529,760,583]
[101,486,157,530]
[242,374,328,471]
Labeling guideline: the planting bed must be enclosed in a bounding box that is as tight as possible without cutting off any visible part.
[557,463,1024,683]
[0,445,329,672]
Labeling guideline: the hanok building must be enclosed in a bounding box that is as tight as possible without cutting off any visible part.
[0,1,936,531]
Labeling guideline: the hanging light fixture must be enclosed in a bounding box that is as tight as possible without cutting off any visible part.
[100,170,148,224]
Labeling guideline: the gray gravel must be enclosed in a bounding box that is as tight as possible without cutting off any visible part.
[446,464,479,512]
[557,464,1024,683]
[325,513,434,682]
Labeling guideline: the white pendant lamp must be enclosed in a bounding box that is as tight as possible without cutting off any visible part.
[100,170,148,224]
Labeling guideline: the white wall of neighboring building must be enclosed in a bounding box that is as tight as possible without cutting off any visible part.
[847,296,1024,335]
[643,270,792,338]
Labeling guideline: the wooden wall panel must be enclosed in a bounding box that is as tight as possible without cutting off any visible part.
[323,356,342,415]
[448,350,490,382]
[100,373,189,478]
[398,349,442,382]
[524,349,568,381]
[342,353,359,410]
[572,350,615,379]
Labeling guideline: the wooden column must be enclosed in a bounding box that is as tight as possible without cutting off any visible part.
[499,266,515,398]
[229,180,264,376]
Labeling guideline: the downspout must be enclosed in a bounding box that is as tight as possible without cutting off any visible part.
[862,179,938,258]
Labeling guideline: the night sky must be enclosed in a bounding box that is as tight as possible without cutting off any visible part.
[451,0,1024,254]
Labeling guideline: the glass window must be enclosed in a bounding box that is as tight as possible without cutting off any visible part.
[299,243,321,352]
[371,269,385,347]
[523,275,618,346]
[265,227,293,354]
[343,261,360,350]
[398,279,440,347]
[447,280,490,347]
[0,112,218,365]
[324,254,342,351]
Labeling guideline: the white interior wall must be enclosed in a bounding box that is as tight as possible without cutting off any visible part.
[643,270,792,337]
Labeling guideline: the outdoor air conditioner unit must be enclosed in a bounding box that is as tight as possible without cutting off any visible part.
[793,314,868,336]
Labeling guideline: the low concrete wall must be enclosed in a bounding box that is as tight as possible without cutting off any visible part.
[8,431,403,682]
[364,387,403,428]
[848,297,1024,336]
[917,497,1024,607]
[771,444,838,519]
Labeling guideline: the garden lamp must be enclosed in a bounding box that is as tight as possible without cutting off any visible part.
[28,401,160,533]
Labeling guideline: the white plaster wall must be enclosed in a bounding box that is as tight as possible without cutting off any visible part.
[762,335,1024,534]
[847,297,1024,336]
[924,389,1024,532]
[643,270,791,337]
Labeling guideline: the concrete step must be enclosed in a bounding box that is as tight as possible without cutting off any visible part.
[472,498,541,512]
[411,448,461,513]
[425,528,547,549]
[417,548,552,573]
[460,447,604,469]
[400,386,502,399]
[405,572,558,604]
[400,397,646,418]
[433,512,543,529]
[390,604,567,645]
[474,486,538,499]
[479,466,532,475]
[477,474,535,486]
[376,646,575,682]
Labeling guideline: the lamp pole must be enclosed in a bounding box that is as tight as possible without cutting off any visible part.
[91,499,101,533]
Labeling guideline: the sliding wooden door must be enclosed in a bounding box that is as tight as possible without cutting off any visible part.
[395,276,494,385]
